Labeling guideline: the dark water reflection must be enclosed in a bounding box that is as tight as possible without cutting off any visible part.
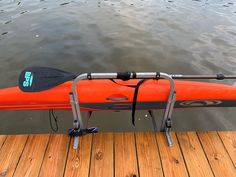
[0,0,236,133]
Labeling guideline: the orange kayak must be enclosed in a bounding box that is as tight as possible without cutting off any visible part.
[0,79,236,111]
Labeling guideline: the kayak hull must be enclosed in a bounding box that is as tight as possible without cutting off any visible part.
[0,79,236,111]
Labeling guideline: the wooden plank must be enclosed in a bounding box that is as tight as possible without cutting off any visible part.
[176,132,214,177]
[114,132,138,177]
[0,135,7,149]
[156,132,188,177]
[135,132,163,177]
[90,133,113,177]
[38,134,70,177]
[64,134,93,177]
[0,135,28,177]
[198,132,236,177]
[13,134,50,177]
[218,131,236,167]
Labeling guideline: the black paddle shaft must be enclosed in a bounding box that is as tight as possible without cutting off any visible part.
[171,74,236,80]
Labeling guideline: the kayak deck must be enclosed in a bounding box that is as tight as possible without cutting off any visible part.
[0,79,236,110]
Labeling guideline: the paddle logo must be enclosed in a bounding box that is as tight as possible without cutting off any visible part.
[23,71,33,87]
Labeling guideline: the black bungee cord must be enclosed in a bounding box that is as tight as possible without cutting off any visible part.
[49,109,58,132]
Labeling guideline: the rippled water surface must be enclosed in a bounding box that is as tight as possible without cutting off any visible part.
[0,0,236,133]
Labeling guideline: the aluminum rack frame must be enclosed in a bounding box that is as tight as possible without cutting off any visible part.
[69,72,176,149]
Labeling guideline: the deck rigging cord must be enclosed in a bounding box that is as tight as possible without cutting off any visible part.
[49,109,58,132]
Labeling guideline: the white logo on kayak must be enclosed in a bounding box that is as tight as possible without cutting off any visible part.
[180,100,222,107]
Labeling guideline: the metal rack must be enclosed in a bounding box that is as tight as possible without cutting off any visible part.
[69,72,176,149]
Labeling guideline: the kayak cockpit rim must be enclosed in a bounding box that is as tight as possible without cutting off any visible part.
[70,72,176,149]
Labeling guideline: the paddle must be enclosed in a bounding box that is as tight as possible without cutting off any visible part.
[19,67,77,92]
[19,67,236,92]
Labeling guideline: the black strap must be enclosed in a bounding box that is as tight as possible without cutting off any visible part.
[110,79,137,88]
[132,79,146,126]
[110,78,159,126]
[110,79,144,125]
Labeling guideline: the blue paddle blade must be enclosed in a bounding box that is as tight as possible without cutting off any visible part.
[19,67,77,92]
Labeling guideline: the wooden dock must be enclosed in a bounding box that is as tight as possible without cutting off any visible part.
[0,131,235,177]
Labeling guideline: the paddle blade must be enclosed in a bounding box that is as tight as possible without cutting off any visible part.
[19,67,77,92]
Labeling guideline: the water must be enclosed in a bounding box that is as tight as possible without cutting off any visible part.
[0,0,236,134]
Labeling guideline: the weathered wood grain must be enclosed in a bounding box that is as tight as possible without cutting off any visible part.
[0,135,28,177]
[114,132,138,177]
[177,132,214,177]
[38,134,70,177]
[13,134,50,177]
[0,135,7,150]
[90,133,113,177]
[64,134,92,177]
[135,132,163,177]
[198,131,236,177]
[156,132,188,177]
[218,131,236,167]
[0,131,235,177]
